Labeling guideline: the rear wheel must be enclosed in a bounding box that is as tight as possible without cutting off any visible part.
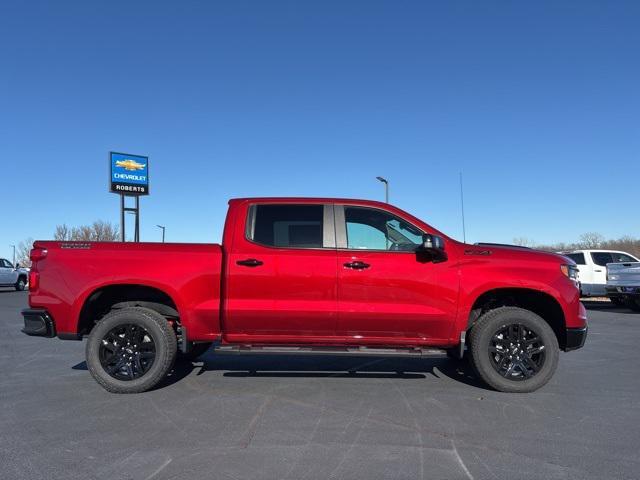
[15,277,26,291]
[627,298,640,312]
[86,307,177,393]
[468,307,559,393]
[610,297,625,306]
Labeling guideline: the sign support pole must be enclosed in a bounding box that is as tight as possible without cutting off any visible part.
[120,194,125,242]
[134,195,140,242]
[120,195,141,242]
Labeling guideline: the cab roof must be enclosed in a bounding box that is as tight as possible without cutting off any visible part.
[229,197,389,207]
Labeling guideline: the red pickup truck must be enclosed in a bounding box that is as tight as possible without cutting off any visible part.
[22,197,587,393]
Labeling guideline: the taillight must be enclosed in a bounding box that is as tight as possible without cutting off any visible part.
[30,248,47,262]
[29,270,39,290]
[29,247,46,292]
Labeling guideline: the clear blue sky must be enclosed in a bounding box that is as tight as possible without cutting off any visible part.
[2,1,639,260]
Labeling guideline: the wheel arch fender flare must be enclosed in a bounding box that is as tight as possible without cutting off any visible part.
[461,286,567,348]
[74,281,185,336]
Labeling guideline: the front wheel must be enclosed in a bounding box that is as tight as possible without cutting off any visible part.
[468,307,559,393]
[86,307,177,393]
[15,277,26,291]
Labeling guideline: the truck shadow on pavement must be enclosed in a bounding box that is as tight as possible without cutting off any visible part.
[72,354,488,391]
[162,354,487,391]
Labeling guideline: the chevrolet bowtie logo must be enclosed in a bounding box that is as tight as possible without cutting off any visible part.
[115,159,146,171]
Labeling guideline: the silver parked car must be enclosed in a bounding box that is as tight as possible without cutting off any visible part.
[0,258,28,291]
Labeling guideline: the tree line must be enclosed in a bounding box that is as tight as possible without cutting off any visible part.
[513,232,640,258]
[14,221,119,267]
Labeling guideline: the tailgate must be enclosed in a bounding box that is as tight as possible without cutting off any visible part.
[607,262,640,286]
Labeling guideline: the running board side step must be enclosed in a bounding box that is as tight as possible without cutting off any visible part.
[213,345,448,357]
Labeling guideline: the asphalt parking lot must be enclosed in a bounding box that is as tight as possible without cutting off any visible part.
[1,291,639,480]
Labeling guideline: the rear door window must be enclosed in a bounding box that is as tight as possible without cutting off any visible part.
[591,252,614,266]
[248,204,326,249]
[565,253,585,265]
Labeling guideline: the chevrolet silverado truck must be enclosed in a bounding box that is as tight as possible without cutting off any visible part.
[606,262,640,311]
[22,197,587,393]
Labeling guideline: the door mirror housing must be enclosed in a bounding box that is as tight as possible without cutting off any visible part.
[420,234,447,261]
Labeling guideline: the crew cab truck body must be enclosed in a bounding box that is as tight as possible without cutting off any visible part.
[23,198,587,393]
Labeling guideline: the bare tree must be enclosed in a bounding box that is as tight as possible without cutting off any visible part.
[91,221,119,241]
[513,237,536,247]
[53,221,119,242]
[54,224,70,241]
[578,232,605,249]
[16,238,34,268]
[602,236,640,259]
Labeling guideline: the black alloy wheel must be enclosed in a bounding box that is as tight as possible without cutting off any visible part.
[99,323,156,380]
[86,307,177,393]
[468,306,559,393]
[488,323,545,380]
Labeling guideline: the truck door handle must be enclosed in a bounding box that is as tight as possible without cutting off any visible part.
[594,269,602,272]
[344,261,370,270]
[236,258,263,267]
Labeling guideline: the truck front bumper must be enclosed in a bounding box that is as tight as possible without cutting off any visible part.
[565,326,587,352]
[21,309,56,337]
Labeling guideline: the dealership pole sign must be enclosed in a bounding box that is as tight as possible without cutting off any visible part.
[110,152,149,195]
[110,151,149,243]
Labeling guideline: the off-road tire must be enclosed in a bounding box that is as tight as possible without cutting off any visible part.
[86,307,177,393]
[468,307,559,393]
[177,342,212,361]
[15,276,26,291]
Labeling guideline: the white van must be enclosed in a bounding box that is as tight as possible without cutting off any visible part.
[560,250,639,297]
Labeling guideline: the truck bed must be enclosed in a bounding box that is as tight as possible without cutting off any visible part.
[28,240,223,340]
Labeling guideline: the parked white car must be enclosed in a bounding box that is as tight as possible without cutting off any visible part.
[0,258,29,291]
[559,250,639,297]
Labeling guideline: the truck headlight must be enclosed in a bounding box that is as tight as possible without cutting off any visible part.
[561,264,579,281]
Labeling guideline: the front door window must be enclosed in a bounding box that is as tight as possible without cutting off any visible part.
[344,207,423,252]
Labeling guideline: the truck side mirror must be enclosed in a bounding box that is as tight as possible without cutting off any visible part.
[15,263,20,269]
[420,234,447,262]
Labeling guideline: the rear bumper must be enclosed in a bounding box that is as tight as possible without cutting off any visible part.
[21,309,56,337]
[565,326,587,352]
[606,286,640,297]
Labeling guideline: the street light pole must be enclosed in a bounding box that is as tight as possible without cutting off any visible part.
[156,225,166,243]
[376,176,389,203]
[10,244,15,266]
[459,172,466,243]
